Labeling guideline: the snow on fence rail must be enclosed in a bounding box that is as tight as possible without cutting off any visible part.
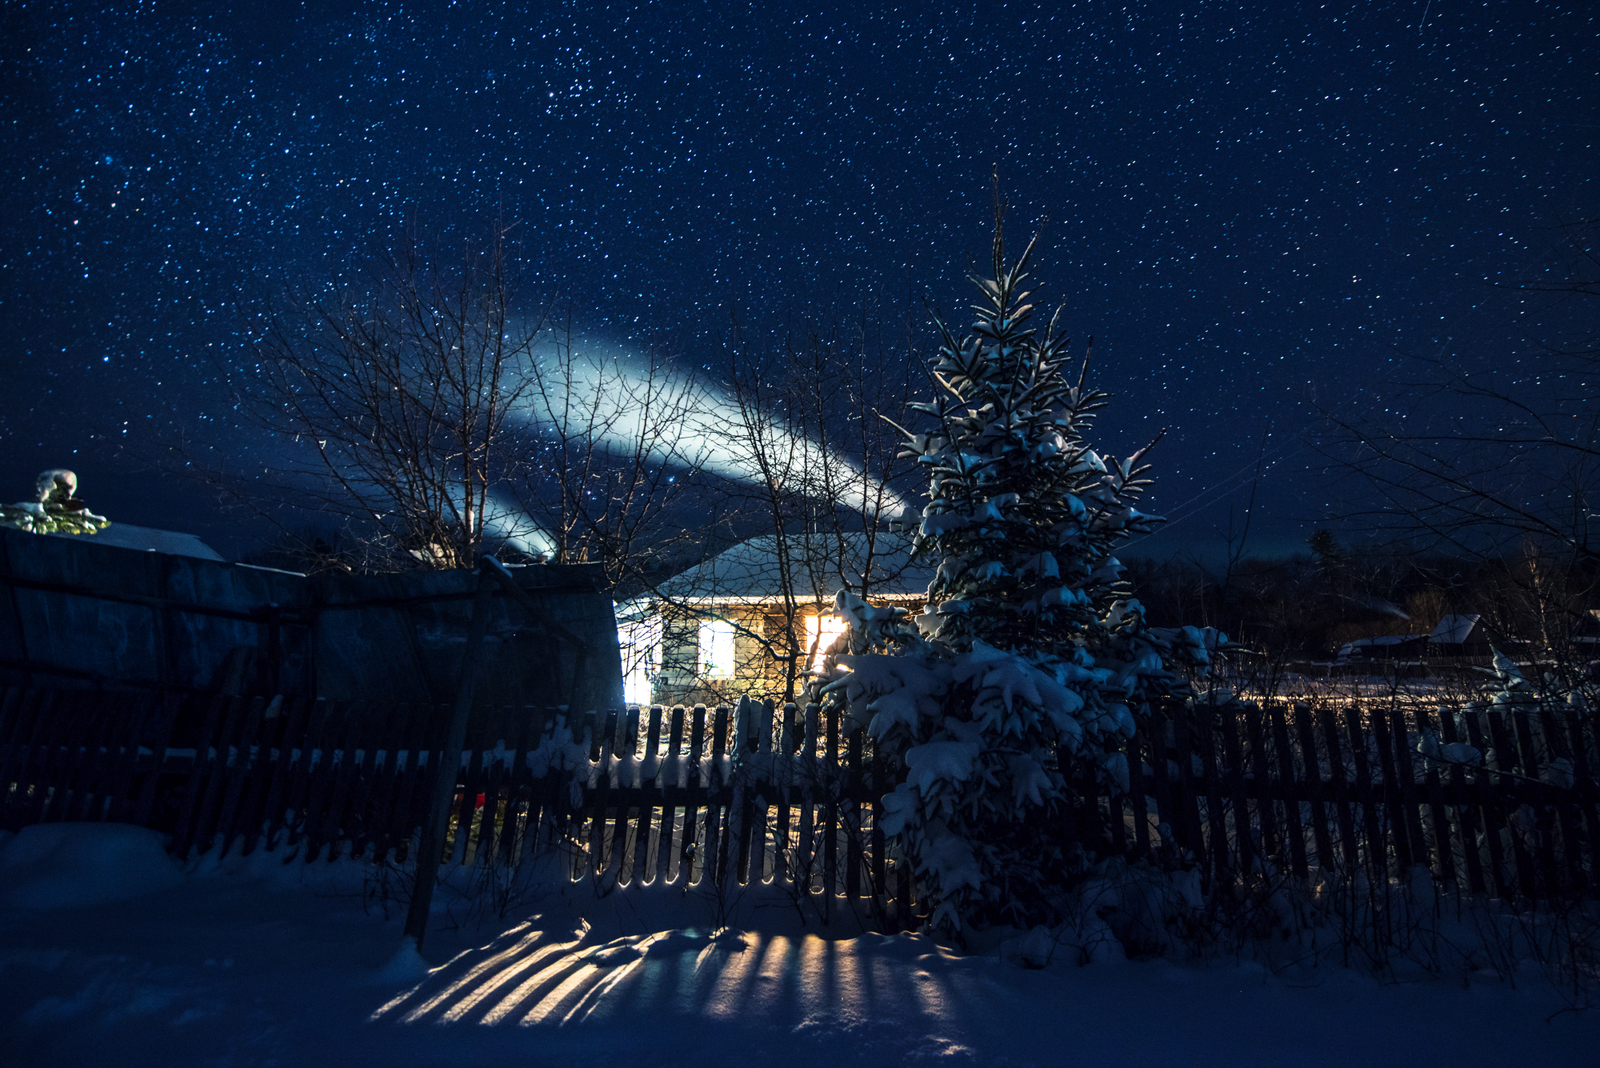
[3,684,1599,918]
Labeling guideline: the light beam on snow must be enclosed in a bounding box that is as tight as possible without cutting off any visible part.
[508,332,911,518]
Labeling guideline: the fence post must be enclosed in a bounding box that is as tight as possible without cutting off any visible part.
[403,568,495,952]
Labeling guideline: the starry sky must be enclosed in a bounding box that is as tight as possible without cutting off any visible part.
[2,0,1595,562]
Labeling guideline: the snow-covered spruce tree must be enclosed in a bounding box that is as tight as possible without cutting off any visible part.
[821,213,1212,936]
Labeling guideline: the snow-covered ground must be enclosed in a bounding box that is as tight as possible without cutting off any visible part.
[1,823,1595,1067]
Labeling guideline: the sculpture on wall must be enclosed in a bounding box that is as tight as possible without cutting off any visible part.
[0,469,110,535]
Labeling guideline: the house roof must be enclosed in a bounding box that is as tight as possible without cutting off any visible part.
[1429,614,1481,644]
[653,531,933,605]
[46,522,224,561]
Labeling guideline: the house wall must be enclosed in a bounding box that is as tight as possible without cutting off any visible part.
[642,598,916,707]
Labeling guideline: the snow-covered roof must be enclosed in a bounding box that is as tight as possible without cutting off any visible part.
[652,531,932,605]
[1429,614,1481,645]
[47,522,224,561]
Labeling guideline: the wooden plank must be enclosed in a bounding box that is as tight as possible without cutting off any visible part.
[1537,708,1586,894]
[772,703,796,886]
[236,697,288,857]
[170,696,232,859]
[1344,707,1387,884]
[1368,707,1412,870]
[259,697,315,856]
[0,687,25,765]
[798,702,819,897]
[214,696,269,859]
[1196,700,1228,896]
[1171,701,1204,865]
[382,703,432,860]
[1415,707,1457,889]
[823,702,839,901]
[450,705,494,868]
[25,687,83,825]
[319,700,374,862]
[1436,706,1484,895]
[1244,704,1279,862]
[1485,709,1537,899]
[54,690,114,822]
[130,693,183,830]
[629,705,661,885]
[560,709,593,879]
[343,702,390,862]
[586,709,619,876]
[514,708,554,871]
[191,695,251,856]
[685,705,709,883]
[1510,709,1562,895]
[1462,710,1512,899]
[845,724,863,901]
[475,705,518,870]
[1219,703,1254,875]
[99,692,158,823]
[708,705,732,886]
[608,706,640,881]
[1319,707,1361,879]
[282,699,334,850]
[1558,710,1600,893]
[655,706,685,884]
[300,700,354,863]
[1389,707,1430,875]
[738,699,769,884]
[2,689,53,826]
[1292,704,1335,878]
[1268,704,1308,882]
[0,688,48,826]
[513,709,549,871]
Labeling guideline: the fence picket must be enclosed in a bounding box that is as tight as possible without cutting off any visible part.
[1369,709,1412,872]
[1558,710,1600,893]
[1268,705,1308,882]
[655,706,684,884]
[56,691,113,823]
[1462,710,1513,898]
[1245,704,1278,864]
[99,692,157,824]
[213,696,269,858]
[170,696,231,858]
[11,684,1600,918]
[1194,702,1226,894]
[1415,707,1457,889]
[1218,704,1253,876]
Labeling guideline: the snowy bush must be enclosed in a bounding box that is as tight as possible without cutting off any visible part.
[821,216,1214,935]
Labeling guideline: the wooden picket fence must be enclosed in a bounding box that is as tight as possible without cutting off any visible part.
[4,684,1599,921]
[0,687,910,922]
[1106,698,1600,903]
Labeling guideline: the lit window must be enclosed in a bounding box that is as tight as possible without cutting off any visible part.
[617,613,661,706]
[699,619,736,677]
[805,612,848,672]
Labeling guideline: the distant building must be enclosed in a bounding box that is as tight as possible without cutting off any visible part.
[1337,614,1491,662]
[618,531,932,707]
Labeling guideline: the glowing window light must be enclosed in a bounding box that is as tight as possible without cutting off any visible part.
[699,618,736,677]
[805,612,848,672]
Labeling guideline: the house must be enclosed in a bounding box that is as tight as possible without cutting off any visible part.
[1336,614,1492,663]
[618,531,933,707]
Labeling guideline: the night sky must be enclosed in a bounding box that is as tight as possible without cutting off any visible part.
[2,1,1595,562]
